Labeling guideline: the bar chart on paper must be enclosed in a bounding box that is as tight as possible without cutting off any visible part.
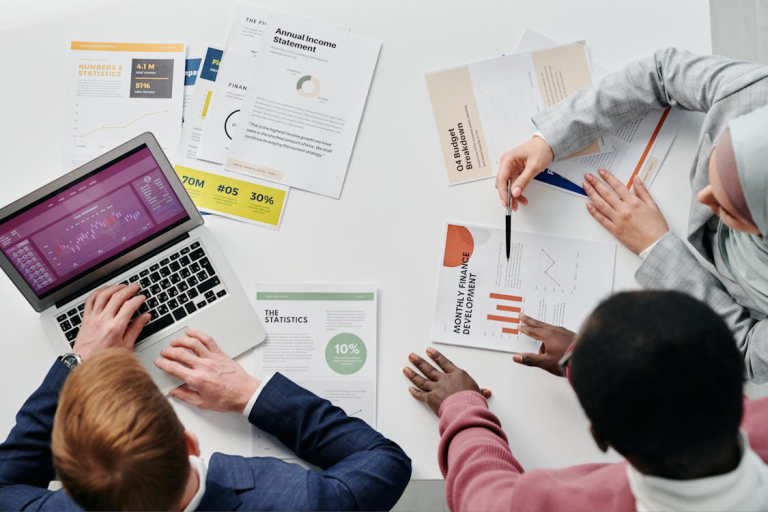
[432,222,616,354]
[487,292,523,336]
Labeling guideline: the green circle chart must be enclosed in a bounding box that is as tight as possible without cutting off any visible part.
[325,333,367,375]
[296,75,320,98]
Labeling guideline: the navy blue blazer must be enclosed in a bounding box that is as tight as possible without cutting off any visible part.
[0,360,411,511]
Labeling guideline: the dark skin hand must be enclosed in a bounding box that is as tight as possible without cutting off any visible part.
[513,313,576,376]
[403,347,492,416]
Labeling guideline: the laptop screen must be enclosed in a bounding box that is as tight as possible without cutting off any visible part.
[0,145,189,299]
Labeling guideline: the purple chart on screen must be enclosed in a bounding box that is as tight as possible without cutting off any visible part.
[0,147,189,297]
[31,188,154,278]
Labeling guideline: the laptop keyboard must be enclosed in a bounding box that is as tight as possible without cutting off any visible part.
[57,240,228,348]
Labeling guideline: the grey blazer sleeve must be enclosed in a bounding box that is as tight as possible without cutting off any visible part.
[637,232,768,383]
[532,47,768,159]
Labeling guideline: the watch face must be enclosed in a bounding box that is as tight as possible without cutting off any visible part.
[62,354,80,369]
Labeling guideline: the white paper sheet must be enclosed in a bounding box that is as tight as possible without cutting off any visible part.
[225,14,381,198]
[62,41,185,171]
[177,46,223,161]
[195,3,278,164]
[425,41,606,185]
[251,284,377,459]
[514,29,683,190]
[182,53,202,127]
[431,222,615,353]
[174,43,290,230]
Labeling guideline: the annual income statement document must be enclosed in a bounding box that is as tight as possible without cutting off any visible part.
[225,14,381,198]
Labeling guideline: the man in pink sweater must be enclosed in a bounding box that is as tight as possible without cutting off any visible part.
[404,291,768,511]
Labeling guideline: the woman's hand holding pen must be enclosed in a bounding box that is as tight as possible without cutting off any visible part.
[495,136,554,210]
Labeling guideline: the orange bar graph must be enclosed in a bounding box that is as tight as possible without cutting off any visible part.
[489,292,523,336]
[489,293,522,302]
[487,315,520,324]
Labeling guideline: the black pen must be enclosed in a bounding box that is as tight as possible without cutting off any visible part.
[506,181,511,261]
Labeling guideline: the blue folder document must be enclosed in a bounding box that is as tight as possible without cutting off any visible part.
[534,168,587,197]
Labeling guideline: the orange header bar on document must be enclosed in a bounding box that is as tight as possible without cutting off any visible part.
[627,107,671,186]
[71,42,184,52]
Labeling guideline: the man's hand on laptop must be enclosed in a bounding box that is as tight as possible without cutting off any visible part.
[155,329,261,414]
[73,283,151,360]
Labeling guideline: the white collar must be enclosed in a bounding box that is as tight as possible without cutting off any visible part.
[182,455,208,512]
[626,431,768,512]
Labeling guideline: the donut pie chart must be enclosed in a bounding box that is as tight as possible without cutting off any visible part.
[296,75,320,98]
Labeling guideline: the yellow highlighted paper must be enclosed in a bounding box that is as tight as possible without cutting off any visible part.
[175,165,288,228]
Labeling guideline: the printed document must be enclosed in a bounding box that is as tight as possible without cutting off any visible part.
[225,14,381,198]
[62,42,185,171]
[425,42,604,185]
[251,284,377,458]
[432,223,615,353]
[175,43,289,229]
[196,3,277,164]
[178,46,223,161]
[173,158,289,229]
[183,53,202,126]
[514,29,683,191]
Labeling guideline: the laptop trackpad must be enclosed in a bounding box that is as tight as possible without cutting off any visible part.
[135,326,188,395]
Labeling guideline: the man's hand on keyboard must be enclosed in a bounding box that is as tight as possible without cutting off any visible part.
[73,283,151,360]
[154,329,261,414]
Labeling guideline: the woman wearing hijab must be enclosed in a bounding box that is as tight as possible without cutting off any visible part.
[495,48,768,382]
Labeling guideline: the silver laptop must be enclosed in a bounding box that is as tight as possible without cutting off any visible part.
[0,133,265,393]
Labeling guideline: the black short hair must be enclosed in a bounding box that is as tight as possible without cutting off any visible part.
[570,291,744,473]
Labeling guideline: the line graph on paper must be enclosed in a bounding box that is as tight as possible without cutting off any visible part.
[540,249,561,287]
[78,109,168,138]
[66,103,174,170]
[71,104,172,143]
[535,247,580,294]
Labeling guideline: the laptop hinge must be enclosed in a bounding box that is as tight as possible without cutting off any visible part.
[54,233,191,309]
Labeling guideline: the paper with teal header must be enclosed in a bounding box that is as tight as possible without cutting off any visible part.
[252,283,377,459]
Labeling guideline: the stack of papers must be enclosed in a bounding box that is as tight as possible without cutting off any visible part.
[424,28,682,196]
[520,30,682,195]
[62,2,382,228]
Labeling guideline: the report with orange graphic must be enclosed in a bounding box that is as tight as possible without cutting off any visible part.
[62,41,185,171]
[432,223,615,353]
[425,42,606,185]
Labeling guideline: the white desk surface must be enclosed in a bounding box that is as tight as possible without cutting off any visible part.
[0,0,712,479]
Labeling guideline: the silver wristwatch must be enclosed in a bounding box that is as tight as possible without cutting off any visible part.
[59,353,82,370]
